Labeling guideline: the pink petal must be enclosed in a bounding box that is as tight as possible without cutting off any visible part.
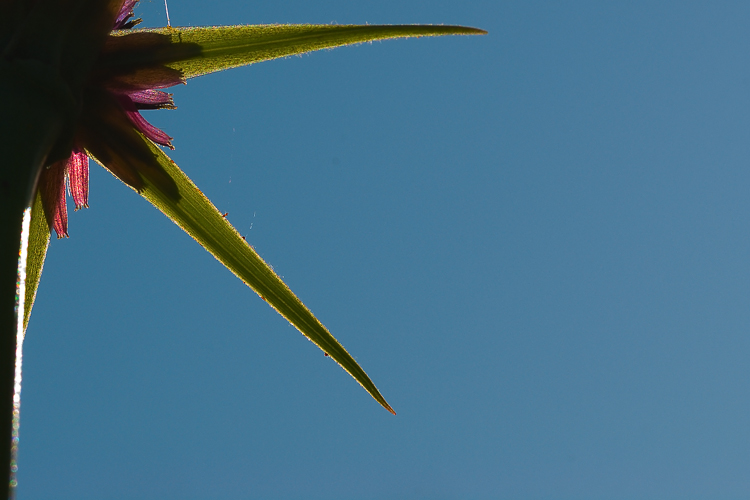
[39,160,69,238]
[102,66,185,93]
[113,0,139,30]
[67,148,89,210]
[125,109,174,149]
[118,94,174,149]
[128,89,176,109]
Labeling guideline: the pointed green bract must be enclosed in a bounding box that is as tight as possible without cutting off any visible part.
[119,24,487,79]
[92,140,395,414]
[23,192,51,333]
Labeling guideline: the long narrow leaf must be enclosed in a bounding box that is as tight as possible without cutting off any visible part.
[23,192,51,333]
[93,140,395,414]
[106,24,487,79]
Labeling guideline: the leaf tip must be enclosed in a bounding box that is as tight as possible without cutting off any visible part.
[374,393,396,415]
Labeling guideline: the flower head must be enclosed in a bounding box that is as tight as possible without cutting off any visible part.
[38,0,180,237]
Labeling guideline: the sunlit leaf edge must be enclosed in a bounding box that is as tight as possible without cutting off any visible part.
[115,24,487,79]
[88,142,395,414]
[23,192,50,333]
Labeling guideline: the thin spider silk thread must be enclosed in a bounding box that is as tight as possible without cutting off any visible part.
[164,0,171,27]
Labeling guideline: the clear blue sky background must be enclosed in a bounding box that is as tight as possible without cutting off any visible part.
[16,1,750,499]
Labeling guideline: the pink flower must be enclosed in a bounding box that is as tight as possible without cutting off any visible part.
[38,0,181,237]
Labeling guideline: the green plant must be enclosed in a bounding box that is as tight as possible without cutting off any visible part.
[0,0,484,495]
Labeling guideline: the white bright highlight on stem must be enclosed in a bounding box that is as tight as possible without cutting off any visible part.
[10,207,30,494]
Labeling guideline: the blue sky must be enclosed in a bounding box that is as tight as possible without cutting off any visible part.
[16,1,750,499]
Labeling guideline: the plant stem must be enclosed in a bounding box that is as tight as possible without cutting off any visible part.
[0,59,75,499]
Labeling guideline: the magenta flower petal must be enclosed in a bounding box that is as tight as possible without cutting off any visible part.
[51,205,68,238]
[128,89,176,110]
[113,0,140,30]
[39,160,69,238]
[124,108,174,149]
[99,66,185,93]
[116,93,174,148]
[67,148,89,210]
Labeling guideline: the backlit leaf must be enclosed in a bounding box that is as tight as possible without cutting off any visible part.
[105,24,487,79]
[92,138,396,414]
[23,192,51,333]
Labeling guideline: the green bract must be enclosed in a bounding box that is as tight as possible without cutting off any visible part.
[112,24,487,79]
